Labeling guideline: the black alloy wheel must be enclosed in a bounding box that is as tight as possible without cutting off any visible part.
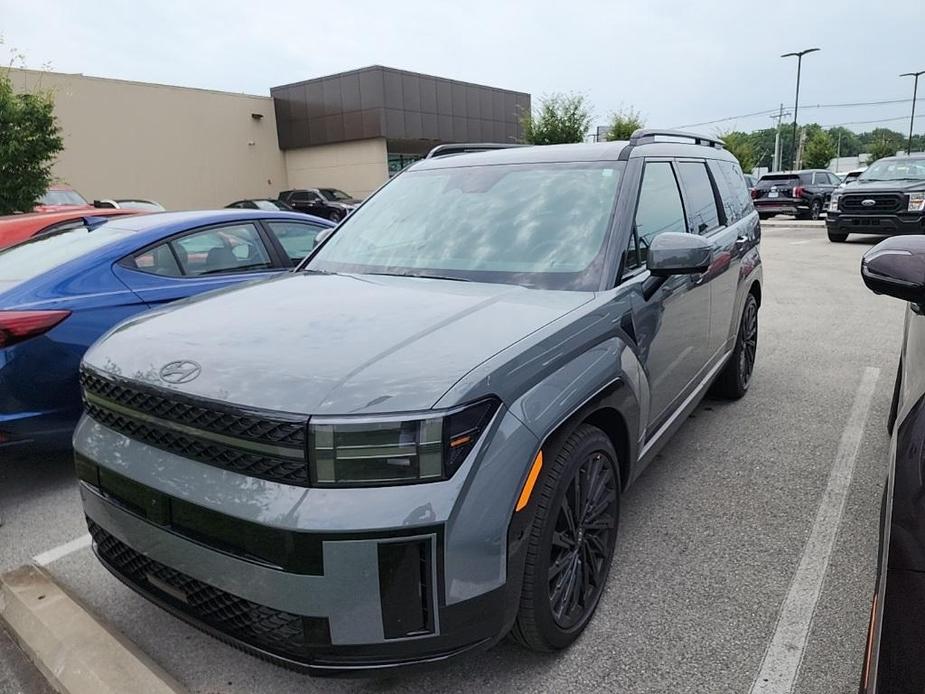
[547,451,619,630]
[511,424,620,651]
[711,292,759,399]
[809,199,822,220]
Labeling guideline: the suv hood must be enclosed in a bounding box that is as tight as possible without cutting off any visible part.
[84,273,593,415]
[843,179,925,193]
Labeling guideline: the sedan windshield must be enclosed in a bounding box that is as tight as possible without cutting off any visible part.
[306,162,624,290]
[860,157,925,181]
[319,189,353,201]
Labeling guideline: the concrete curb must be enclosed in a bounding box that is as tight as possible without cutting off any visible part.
[0,564,186,694]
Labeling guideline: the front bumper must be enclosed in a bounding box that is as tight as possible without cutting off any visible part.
[80,478,522,675]
[826,213,925,235]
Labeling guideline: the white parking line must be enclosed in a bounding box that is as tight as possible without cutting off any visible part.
[32,534,91,567]
[749,366,880,694]
[789,240,811,245]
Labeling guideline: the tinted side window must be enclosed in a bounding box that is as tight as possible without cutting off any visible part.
[799,173,814,185]
[291,191,310,202]
[632,162,686,267]
[677,162,720,233]
[171,223,272,276]
[712,160,753,223]
[267,221,326,263]
[129,244,182,276]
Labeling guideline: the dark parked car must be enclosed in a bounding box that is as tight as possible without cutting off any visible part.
[278,188,360,222]
[752,169,839,220]
[0,210,333,450]
[860,234,925,692]
[226,199,294,212]
[75,130,761,674]
[827,156,925,243]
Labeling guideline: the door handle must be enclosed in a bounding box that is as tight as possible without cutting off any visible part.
[735,234,749,246]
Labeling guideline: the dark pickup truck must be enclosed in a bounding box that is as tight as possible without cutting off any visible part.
[826,155,925,242]
[752,169,838,221]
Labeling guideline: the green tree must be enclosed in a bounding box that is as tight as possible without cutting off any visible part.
[605,107,644,141]
[719,131,756,172]
[802,130,836,169]
[867,137,898,164]
[826,127,861,157]
[521,92,592,145]
[0,68,63,214]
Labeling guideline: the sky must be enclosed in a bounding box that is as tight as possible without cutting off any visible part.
[3,0,924,135]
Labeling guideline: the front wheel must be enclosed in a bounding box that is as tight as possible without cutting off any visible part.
[758,212,771,220]
[827,230,848,242]
[511,424,620,652]
[711,293,758,399]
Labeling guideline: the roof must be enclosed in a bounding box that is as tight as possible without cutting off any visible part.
[102,209,317,232]
[412,139,738,170]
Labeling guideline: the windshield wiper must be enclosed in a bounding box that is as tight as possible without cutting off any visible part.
[365,271,471,282]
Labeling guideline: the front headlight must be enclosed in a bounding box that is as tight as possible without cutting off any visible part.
[908,192,925,212]
[828,193,841,212]
[308,398,499,486]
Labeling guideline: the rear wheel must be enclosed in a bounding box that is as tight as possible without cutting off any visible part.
[511,424,620,652]
[827,230,848,242]
[712,293,758,399]
[758,212,771,220]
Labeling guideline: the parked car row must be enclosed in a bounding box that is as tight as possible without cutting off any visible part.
[751,169,840,220]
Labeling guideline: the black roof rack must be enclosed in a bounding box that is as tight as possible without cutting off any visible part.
[425,142,531,159]
[627,129,725,150]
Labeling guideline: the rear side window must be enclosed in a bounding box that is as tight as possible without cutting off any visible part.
[626,162,686,271]
[266,221,326,263]
[712,160,754,223]
[130,244,182,276]
[172,223,272,276]
[799,173,814,185]
[676,162,720,233]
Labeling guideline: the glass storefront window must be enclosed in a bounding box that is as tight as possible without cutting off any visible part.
[388,153,424,177]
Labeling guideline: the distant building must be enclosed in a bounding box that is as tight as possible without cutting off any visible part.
[9,66,529,209]
[829,154,872,173]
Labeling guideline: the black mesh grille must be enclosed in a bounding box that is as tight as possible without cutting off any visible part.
[840,193,904,213]
[84,401,309,485]
[79,368,306,446]
[88,519,330,659]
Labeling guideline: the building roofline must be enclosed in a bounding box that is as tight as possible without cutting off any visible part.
[8,67,272,101]
[271,65,530,97]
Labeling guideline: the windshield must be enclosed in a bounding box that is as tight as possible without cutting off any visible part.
[40,189,88,206]
[253,199,290,211]
[859,158,925,181]
[0,225,132,283]
[306,161,624,290]
[318,189,353,201]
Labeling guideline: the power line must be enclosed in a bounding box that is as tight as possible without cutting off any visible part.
[674,96,925,129]
[818,113,925,128]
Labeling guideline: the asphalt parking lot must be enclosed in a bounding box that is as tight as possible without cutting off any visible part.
[0,222,904,694]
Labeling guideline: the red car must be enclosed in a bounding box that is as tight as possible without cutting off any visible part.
[0,209,142,249]
[33,184,94,213]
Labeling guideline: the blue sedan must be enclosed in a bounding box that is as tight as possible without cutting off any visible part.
[0,209,333,450]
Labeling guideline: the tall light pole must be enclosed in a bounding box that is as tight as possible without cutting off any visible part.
[781,48,820,170]
[770,105,791,171]
[900,70,924,155]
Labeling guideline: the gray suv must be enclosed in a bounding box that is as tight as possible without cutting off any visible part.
[75,130,762,674]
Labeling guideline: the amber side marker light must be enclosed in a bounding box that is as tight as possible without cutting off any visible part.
[515,451,544,512]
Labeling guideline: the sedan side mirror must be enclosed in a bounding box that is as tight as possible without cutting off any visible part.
[862,236,925,303]
[647,232,712,277]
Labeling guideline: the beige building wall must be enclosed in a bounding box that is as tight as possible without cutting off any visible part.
[9,69,288,209]
[284,138,389,199]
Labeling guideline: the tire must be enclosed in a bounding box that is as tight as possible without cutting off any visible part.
[827,230,848,242]
[711,293,758,399]
[809,199,822,220]
[510,424,620,652]
[758,212,771,220]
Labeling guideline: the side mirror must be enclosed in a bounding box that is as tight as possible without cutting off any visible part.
[862,236,925,303]
[647,232,712,277]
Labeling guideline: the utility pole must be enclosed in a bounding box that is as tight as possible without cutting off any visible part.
[770,104,791,172]
[900,70,924,155]
[835,129,842,166]
[782,48,820,170]
[794,128,807,170]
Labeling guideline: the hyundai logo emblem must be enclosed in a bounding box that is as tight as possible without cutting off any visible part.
[861,199,876,206]
[159,360,202,384]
